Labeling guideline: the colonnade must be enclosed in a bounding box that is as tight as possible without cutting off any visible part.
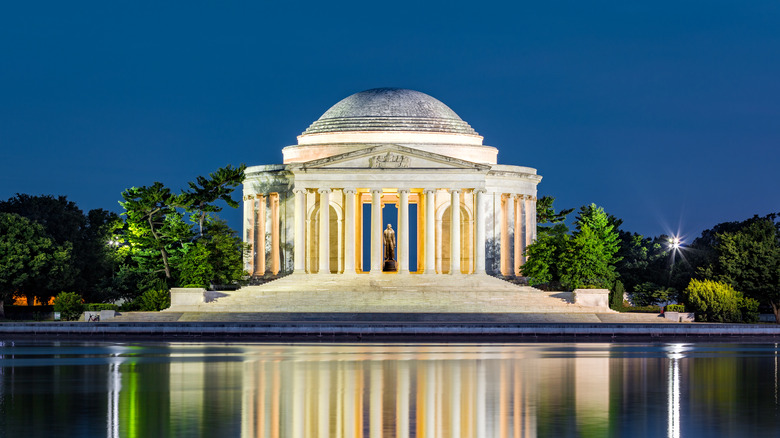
[245,188,537,277]
[291,187,488,275]
[243,193,283,276]
[499,193,537,277]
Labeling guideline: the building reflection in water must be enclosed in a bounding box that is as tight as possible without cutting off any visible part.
[236,344,611,437]
[8,342,776,437]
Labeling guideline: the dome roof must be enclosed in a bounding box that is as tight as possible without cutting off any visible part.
[301,88,479,136]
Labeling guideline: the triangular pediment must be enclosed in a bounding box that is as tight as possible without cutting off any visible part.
[289,144,491,171]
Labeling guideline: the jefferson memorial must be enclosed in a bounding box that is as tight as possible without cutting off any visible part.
[242,88,540,279]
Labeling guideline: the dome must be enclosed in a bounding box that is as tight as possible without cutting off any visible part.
[301,88,479,136]
[285,88,497,165]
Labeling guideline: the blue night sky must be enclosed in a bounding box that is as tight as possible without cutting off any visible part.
[1,1,778,240]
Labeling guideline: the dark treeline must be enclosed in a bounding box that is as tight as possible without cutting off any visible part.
[523,196,779,322]
[0,165,247,317]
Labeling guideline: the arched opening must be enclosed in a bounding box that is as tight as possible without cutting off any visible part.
[439,204,473,274]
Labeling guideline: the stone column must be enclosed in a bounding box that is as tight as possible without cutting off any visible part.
[343,189,356,274]
[424,189,436,275]
[475,189,487,274]
[370,189,383,274]
[243,195,255,273]
[500,194,510,276]
[271,193,280,275]
[256,194,266,276]
[529,197,537,242]
[293,188,306,273]
[514,194,522,275]
[398,189,410,274]
[318,188,331,274]
[450,189,461,275]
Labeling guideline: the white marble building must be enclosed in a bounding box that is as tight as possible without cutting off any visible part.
[243,88,541,278]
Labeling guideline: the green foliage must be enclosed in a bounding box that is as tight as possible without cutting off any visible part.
[177,243,215,288]
[684,279,756,323]
[183,164,246,236]
[522,223,569,286]
[558,204,621,289]
[139,280,171,311]
[610,280,625,309]
[0,194,125,304]
[85,303,119,311]
[523,204,621,291]
[53,292,84,321]
[701,214,779,322]
[616,305,661,313]
[536,196,574,225]
[0,213,72,316]
[666,304,685,312]
[120,182,191,280]
[631,282,676,306]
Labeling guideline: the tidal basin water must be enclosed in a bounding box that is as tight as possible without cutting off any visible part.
[1,342,778,437]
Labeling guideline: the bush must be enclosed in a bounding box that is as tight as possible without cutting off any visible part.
[85,303,119,312]
[139,281,171,311]
[53,292,84,321]
[740,296,760,323]
[610,280,625,310]
[684,279,756,323]
[666,304,685,312]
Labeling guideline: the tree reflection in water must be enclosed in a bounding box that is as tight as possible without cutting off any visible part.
[0,342,778,437]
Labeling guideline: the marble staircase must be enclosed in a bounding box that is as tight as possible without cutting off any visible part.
[167,273,612,314]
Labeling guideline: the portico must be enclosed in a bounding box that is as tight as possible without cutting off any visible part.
[242,88,541,280]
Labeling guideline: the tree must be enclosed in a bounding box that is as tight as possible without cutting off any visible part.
[559,204,621,289]
[522,196,574,286]
[0,194,124,303]
[120,166,248,290]
[120,182,192,280]
[522,203,621,290]
[183,164,246,236]
[702,214,780,322]
[0,213,71,317]
[522,223,570,286]
[536,196,574,225]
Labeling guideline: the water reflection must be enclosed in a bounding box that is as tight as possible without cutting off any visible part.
[1,342,778,437]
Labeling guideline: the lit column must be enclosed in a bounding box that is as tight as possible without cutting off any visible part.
[424,189,436,275]
[256,194,266,276]
[398,189,410,274]
[318,188,331,274]
[293,188,306,273]
[450,189,461,275]
[343,189,356,274]
[500,194,510,276]
[243,195,255,272]
[475,189,486,274]
[370,189,383,274]
[514,194,522,275]
[529,197,537,242]
[520,194,528,266]
[271,193,280,275]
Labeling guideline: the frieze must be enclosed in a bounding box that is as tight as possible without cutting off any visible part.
[369,152,410,168]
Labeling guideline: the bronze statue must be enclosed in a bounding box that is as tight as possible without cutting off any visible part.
[383,224,396,261]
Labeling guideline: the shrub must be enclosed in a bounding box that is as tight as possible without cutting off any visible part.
[740,296,760,323]
[53,292,84,321]
[85,303,119,312]
[684,279,756,323]
[139,280,171,311]
[610,281,625,310]
[666,304,685,312]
